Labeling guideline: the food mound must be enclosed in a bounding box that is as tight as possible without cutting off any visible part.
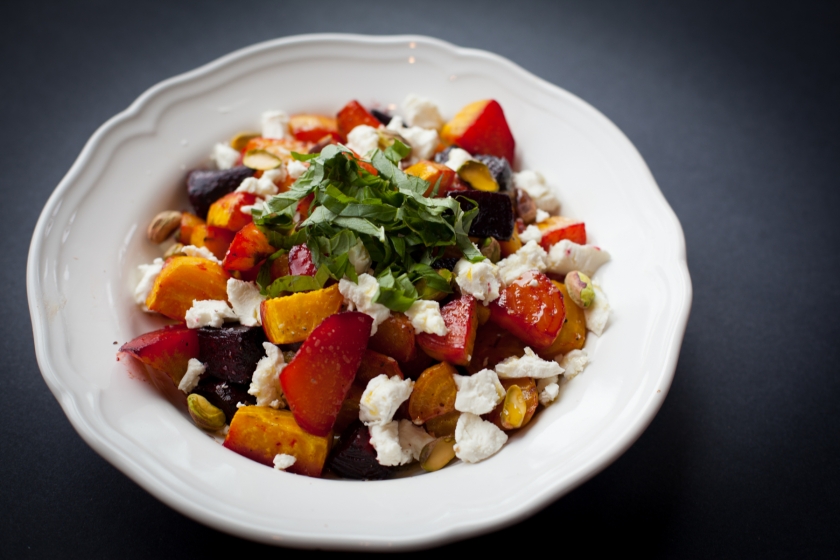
[119,95,612,479]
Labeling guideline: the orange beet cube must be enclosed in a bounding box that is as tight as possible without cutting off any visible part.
[441,99,515,163]
[538,216,586,250]
[207,191,257,232]
[222,223,275,272]
[145,257,230,321]
[260,285,344,344]
[178,212,204,244]
[119,325,199,386]
[416,295,478,366]
[242,137,312,162]
[367,313,416,363]
[408,362,458,425]
[289,114,339,143]
[280,312,373,436]
[488,270,566,350]
[404,160,456,196]
[467,322,527,374]
[499,228,522,258]
[224,407,332,477]
[337,100,381,141]
[356,349,404,387]
[189,224,235,261]
[538,281,586,357]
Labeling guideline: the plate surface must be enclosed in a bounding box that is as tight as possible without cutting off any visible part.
[27,34,691,550]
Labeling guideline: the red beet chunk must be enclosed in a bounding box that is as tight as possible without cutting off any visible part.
[280,312,373,436]
[416,295,478,366]
[288,244,317,276]
[187,166,254,219]
[450,191,514,241]
[197,325,267,384]
[119,325,199,386]
[327,421,392,480]
[191,378,255,423]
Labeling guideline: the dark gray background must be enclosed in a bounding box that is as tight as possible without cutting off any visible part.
[3,0,838,557]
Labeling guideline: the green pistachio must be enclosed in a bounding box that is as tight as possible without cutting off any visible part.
[564,271,595,308]
[187,394,226,431]
[479,238,501,263]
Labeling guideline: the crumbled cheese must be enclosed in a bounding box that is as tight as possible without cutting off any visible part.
[347,240,372,275]
[402,94,444,130]
[386,116,439,163]
[584,283,610,336]
[338,273,391,335]
[360,374,414,426]
[495,240,548,286]
[261,167,286,185]
[181,245,221,264]
[346,124,380,157]
[134,258,164,309]
[518,224,543,244]
[261,110,289,139]
[546,239,611,277]
[273,453,296,470]
[398,420,435,461]
[495,347,564,379]
[226,278,265,327]
[404,299,448,335]
[453,258,501,303]
[236,401,247,409]
[443,147,473,171]
[211,142,240,170]
[249,342,286,408]
[535,209,550,223]
[453,412,508,463]
[513,170,560,213]
[286,159,308,180]
[178,358,205,393]
[537,377,560,405]
[453,369,505,415]
[184,299,237,328]
[236,174,279,197]
[370,421,413,466]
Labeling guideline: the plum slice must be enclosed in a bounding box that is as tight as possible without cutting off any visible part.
[327,421,392,480]
[191,378,255,423]
[450,190,514,241]
[187,166,254,219]
[197,325,267,384]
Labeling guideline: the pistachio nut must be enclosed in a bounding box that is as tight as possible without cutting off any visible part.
[229,131,260,151]
[147,210,182,244]
[163,242,185,259]
[187,393,226,431]
[457,159,499,192]
[377,128,409,153]
[515,188,537,224]
[242,149,282,170]
[564,270,595,308]
[479,238,501,263]
[419,436,457,472]
[499,384,527,429]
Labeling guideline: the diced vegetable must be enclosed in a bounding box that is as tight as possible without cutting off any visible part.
[145,256,230,321]
[538,281,586,357]
[441,99,515,164]
[289,114,339,143]
[260,285,344,344]
[450,190,515,241]
[197,325,267,384]
[207,191,257,232]
[488,271,565,350]
[367,313,417,363]
[405,160,456,196]
[189,224,235,260]
[416,295,478,366]
[538,216,586,249]
[222,223,275,272]
[336,100,381,141]
[119,325,199,386]
[408,362,458,425]
[187,166,254,218]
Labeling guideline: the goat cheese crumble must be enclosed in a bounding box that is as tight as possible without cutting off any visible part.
[286,159,308,180]
[134,258,164,309]
[273,453,296,471]
[386,116,439,163]
[496,240,548,286]
[226,278,265,327]
[338,273,391,335]
[261,110,289,139]
[181,244,221,264]
[347,124,380,156]
[369,421,413,466]
[211,142,240,170]
[453,258,501,303]
[513,170,561,213]
[584,283,610,336]
[495,347,564,379]
[402,94,444,130]
[185,299,236,328]
[178,358,205,393]
[360,374,414,426]
[453,412,508,463]
[453,369,505,415]
[404,299,448,336]
[248,342,286,409]
[546,239,611,277]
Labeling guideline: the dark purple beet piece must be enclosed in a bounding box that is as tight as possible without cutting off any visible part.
[450,190,515,241]
[191,378,255,423]
[370,108,392,126]
[197,325,267,384]
[432,257,459,271]
[434,145,458,165]
[327,421,393,480]
[187,166,254,218]
[473,154,512,191]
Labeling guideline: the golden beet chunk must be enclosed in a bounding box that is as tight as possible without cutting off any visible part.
[538,282,586,357]
[145,256,229,321]
[368,313,416,363]
[483,378,538,431]
[408,362,458,425]
[259,284,343,344]
[223,407,331,477]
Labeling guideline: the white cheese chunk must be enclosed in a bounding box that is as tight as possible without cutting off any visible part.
[518,224,543,244]
[370,421,413,466]
[346,124,380,157]
[495,240,548,286]
[286,159,308,180]
[347,240,372,275]
[249,342,286,409]
[513,170,561,213]
[181,245,221,264]
[226,278,265,327]
[386,116,439,163]
[398,420,435,461]
[273,453,296,471]
[453,369,505,415]
[211,142,240,170]
[134,258,164,309]
[404,299,448,336]
[236,174,280,198]
[402,94,444,130]
[584,283,610,336]
[535,209,550,223]
[360,374,415,426]
[495,347,564,379]
[443,147,473,171]
[453,258,501,304]
[559,349,589,380]
[338,273,391,335]
[178,358,205,393]
[261,110,289,139]
[184,300,237,329]
[453,412,508,463]
[536,377,561,405]
[546,239,611,277]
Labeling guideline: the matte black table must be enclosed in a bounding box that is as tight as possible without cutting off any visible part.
[4,1,838,557]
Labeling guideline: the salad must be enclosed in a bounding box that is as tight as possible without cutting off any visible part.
[119,95,611,479]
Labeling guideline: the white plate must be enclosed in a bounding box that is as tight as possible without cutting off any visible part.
[27,34,692,550]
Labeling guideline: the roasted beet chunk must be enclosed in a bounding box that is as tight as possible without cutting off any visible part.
[197,325,267,384]
[432,257,459,271]
[192,378,255,423]
[327,421,392,480]
[187,166,254,219]
[434,145,458,165]
[450,190,515,241]
[473,154,512,191]
[370,108,393,126]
